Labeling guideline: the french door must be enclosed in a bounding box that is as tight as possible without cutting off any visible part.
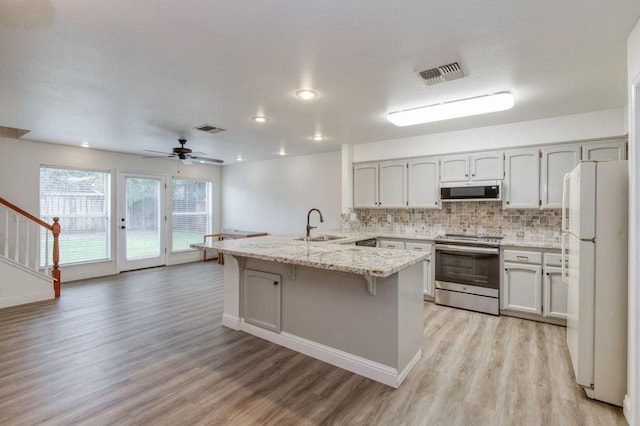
[117,173,166,272]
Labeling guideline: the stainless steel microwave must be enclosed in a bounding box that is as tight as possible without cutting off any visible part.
[440,180,502,202]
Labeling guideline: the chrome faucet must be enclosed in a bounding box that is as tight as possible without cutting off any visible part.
[306,208,324,239]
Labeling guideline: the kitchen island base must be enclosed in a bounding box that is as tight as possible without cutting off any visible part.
[221,255,424,388]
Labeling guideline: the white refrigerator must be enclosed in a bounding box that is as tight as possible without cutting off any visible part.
[561,160,628,406]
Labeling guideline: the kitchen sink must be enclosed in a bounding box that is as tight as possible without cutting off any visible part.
[295,235,345,242]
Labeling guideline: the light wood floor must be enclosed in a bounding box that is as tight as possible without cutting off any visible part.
[0,262,626,425]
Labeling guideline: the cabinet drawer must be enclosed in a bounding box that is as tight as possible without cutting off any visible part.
[503,250,542,264]
[405,242,432,254]
[544,253,562,267]
[379,240,406,250]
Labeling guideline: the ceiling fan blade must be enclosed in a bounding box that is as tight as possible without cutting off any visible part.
[191,151,208,156]
[190,156,224,164]
[181,158,193,165]
[144,149,174,155]
[141,155,175,159]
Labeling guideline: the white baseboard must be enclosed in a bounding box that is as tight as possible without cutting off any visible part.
[0,291,54,309]
[238,320,421,388]
[222,313,240,330]
[623,394,631,424]
[397,349,422,386]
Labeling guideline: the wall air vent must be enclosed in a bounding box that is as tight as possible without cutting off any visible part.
[418,62,464,86]
[194,124,226,134]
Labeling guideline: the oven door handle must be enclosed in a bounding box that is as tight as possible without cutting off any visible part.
[435,244,499,255]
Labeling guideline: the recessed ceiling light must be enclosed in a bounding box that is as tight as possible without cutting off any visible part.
[295,89,318,100]
[252,116,268,123]
[236,155,244,162]
[312,135,326,142]
[80,141,90,148]
[387,92,515,127]
[278,149,287,156]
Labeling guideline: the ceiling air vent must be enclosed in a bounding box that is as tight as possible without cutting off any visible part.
[418,62,464,86]
[194,124,226,134]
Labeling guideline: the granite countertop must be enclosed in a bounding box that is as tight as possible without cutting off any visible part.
[191,234,428,278]
[336,230,561,249]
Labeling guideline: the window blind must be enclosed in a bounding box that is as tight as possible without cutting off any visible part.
[40,167,111,265]
[172,179,212,251]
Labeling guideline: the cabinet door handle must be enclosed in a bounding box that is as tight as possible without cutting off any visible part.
[472,174,475,177]
[516,256,529,260]
[274,281,279,286]
[506,201,510,205]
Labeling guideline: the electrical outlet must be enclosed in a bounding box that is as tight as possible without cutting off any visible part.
[386,214,393,222]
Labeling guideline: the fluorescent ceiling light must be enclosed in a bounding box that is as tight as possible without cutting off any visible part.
[387,92,514,127]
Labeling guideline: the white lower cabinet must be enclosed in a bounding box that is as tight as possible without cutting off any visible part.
[543,253,567,320]
[502,262,542,315]
[405,242,434,299]
[501,249,566,325]
[423,257,433,299]
[379,240,406,250]
[243,269,282,333]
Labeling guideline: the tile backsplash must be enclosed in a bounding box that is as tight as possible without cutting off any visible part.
[341,202,561,241]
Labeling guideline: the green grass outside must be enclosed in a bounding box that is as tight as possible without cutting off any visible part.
[41,231,205,265]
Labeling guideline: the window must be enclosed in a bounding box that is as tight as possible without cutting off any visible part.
[40,167,111,265]
[172,179,212,251]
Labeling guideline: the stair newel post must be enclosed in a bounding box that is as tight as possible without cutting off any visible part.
[52,217,61,297]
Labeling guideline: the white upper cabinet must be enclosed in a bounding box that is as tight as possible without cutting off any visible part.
[504,148,540,209]
[540,144,580,209]
[353,161,406,208]
[353,163,379,208]
[582,139,627,161]
[470,151,504,180]
[379,161,407,208]
[440,154,469,182]
[407,157,440,208]
[441,152,503,182]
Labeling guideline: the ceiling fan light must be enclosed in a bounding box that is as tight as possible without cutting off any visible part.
[387,92,514,127]
[295,89,318,100]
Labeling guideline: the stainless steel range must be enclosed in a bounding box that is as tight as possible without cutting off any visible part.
[434,234,502,315]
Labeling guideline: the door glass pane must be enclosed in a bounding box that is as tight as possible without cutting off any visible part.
[126,177,160,260]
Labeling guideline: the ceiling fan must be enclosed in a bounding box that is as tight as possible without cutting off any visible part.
[144,138,224,164]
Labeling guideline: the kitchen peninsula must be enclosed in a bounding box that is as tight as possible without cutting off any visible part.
[195,235,427,387]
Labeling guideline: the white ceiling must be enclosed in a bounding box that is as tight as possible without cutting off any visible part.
[1,1,639,164]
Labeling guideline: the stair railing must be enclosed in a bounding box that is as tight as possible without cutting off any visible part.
[0,197,61,297]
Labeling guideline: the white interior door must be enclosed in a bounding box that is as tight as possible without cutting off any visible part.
[117,173,166,272]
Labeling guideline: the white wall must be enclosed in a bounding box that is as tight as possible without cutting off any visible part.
[0,137,222,281]
[626,17,640,426]
[353,108,627,162]
[221,151,341,235]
